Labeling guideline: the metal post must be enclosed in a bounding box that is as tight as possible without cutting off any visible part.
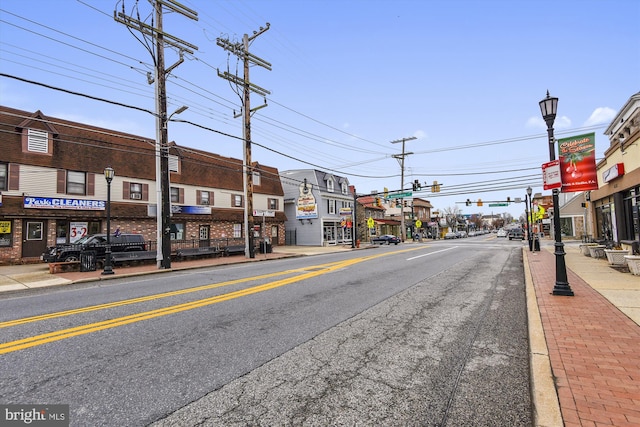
[102,167,114,275]
[526,187,533,251]
[539,91,573,296]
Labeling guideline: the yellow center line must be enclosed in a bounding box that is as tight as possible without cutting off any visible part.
[0,247,424,354]
[0,261,346,329]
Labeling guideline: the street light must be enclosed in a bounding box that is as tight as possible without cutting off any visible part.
[539,91,573,296]
[102,166,115,275]
[526,186,533,251]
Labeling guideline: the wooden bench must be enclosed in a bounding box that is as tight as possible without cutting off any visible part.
[48,261,80,274]
[111,250,158,265]
[175,246,222,258]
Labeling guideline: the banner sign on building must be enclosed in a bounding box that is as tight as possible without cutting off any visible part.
[296,182,318,219]
[24,196,105,210]
[557,132,598,192]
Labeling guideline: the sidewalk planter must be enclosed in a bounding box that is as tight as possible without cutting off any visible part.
[579,243,599,256]
[624,255,640,275]
[604,249,630,266]
[588,245,606,259]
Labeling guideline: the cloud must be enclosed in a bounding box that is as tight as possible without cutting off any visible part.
[526,115,572,130]
[413,130,427,139]
[584,107,616,126]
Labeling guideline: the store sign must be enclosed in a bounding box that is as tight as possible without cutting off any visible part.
[23,197,105,210]
[542,160,562,190]
[602,163,625,183]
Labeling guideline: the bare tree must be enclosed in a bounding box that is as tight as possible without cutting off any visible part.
[442,206,462,231]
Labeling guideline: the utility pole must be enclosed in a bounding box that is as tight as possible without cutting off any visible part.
[115,0,198,269]
[391,136,416,241]
[217,24,271,259]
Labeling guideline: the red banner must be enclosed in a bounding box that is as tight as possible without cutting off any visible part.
[557,132,598,193]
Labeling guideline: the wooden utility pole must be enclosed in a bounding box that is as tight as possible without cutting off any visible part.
[115,0,198,268]
[391,136,416,241]
[217,24,271,258]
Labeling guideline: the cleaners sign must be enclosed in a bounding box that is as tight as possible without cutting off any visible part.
[24,197,105,210]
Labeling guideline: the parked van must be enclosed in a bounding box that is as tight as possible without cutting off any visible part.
[41,234,146,263]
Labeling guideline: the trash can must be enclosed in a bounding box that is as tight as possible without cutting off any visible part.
[260,241,272,253]
[80,250,97,272]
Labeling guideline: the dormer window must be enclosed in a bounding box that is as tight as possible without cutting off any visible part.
[327,178,334,192]
[341,181,348,194]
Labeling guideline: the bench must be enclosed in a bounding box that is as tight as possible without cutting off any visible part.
[48,261,80,274]
[111,250,158,265]
[223,245,246,256]
[175,246,222,258]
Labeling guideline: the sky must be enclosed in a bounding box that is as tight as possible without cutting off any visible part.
[1,0,639,220]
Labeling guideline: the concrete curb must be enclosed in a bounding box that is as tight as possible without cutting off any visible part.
[523,248,562,427]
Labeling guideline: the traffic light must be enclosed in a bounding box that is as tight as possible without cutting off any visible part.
[412,179,421,191]
[507,196,511,203]
[375,197,381,207]
[403,200,408,207]
[466,199,471,206]
[477,199,483,207]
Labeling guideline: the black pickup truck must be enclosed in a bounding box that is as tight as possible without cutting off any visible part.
[41,233,146,263]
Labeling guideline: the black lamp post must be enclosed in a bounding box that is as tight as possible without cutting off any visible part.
[526,186,533,251]
[102,166,115,275]
[539,91,573,296]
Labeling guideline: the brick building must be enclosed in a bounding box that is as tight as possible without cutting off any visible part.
[0,106,286,264]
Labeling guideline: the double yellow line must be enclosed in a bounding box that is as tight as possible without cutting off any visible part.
[0,248,422,354]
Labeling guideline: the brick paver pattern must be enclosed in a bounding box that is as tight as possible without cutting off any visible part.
[529,249,640,427]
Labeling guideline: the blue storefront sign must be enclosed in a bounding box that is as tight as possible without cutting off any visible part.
[24,196,105,210]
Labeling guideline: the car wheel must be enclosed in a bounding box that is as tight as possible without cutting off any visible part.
[63,254,79,262]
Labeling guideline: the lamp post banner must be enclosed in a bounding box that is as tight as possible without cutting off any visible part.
[557,132,598,192]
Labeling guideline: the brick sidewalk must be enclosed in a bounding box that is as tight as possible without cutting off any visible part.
[528,249,640,426]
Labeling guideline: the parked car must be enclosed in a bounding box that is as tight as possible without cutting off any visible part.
[41,233,146,263]
[444,232,458,239]
[371,234,400,245]
[508,229,525,240]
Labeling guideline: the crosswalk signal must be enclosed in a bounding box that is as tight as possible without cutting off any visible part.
[477,199,483,207]
[466,199,471,206]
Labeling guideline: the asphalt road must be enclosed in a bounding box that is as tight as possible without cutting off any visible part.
[0,238,531,426]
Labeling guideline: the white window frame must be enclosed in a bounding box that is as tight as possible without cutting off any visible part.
[169,155,179,173]
[130,183,142,200]
[327,178,334,193]
[328,199,336,215]
[200,191,210,205]
[67,171,86,195]
[233,194,243,207]
[170,187,180,203]
[252,171,261,186]
[233,223,242,238]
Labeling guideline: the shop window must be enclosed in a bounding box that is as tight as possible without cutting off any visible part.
[233,223,242,238]
[0,220,12,247]
[171,222,185,240]
[66,171,86,195]
[0,163,6,191]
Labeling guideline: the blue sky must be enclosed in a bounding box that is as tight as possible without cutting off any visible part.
[1,0,638,219]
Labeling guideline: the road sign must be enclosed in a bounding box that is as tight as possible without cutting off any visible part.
[367,217,375,229]
[253,209,275,217]
[387,192,412,199]
[488,203,508,207]
[415,220,422,228]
